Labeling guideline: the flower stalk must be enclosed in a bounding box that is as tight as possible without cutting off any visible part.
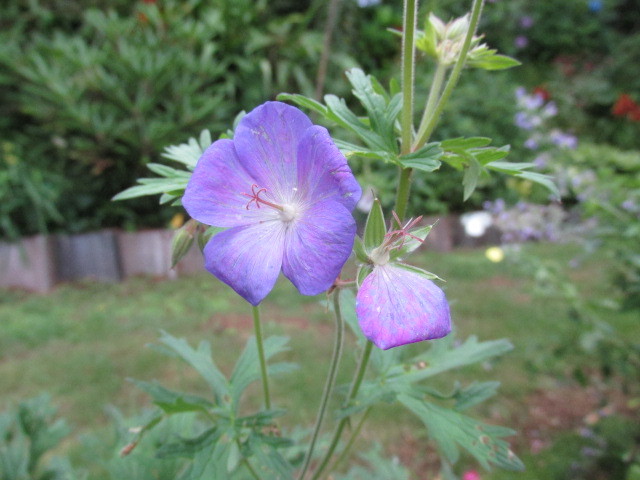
[311,340,373,479]
[298,290,345,480]
[252,305,271,410]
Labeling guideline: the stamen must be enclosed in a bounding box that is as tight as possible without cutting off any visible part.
[384,212,425,249]
[241,184,283,211]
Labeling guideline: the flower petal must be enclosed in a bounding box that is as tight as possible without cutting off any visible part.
[204,221,286,305]
[233,102,313,201]
[356,265,451,349]
[296,125,362,211]
[182,139,271,227]
[282,199,357,296]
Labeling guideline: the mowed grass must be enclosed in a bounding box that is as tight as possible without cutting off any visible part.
[0,242,637,477]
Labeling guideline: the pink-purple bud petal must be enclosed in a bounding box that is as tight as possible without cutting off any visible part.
[356,264,451,349]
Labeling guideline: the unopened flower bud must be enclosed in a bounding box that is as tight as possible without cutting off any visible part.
[171,219,197,267]
[446,14,470,41]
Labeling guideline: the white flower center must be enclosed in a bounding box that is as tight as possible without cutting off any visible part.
[369,245,390,266]
[280,203,300,223]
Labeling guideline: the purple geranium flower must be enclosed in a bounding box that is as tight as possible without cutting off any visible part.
[355,215,451,349]
[183,101,361,305]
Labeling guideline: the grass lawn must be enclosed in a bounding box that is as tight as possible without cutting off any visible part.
[0,242,637,478]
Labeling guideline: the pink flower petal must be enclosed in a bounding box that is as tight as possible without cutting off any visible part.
[356,264,451,349]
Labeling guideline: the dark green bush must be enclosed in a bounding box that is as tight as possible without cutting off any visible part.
[0,0,359,236]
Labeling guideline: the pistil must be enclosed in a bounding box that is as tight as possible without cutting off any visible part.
[241,184,284,211]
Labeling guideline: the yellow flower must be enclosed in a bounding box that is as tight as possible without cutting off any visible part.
[169,213,185,229]
[485,247,505,263]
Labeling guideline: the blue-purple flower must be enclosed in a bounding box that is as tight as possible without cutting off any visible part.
[355,215,451,349]
[183,101,361,305]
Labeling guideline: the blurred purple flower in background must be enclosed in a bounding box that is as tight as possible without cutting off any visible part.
[542,101,558,117]
[549,129,578,149]
[183,102,361,305]
[519,15,534,29]
[524,137,539,150]
[515,35,529,49]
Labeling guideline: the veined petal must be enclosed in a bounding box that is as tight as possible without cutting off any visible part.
[282,199,357,296]
[296,126,362,211]
[204,221,286,306]
[234,102,313,202]
[182,139,270,227]
[356,265,451,349]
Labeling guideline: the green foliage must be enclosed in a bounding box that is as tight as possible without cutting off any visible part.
[439,137,557,201]
[282,68,555,216]
[0,0,357,235]
[126,331,297,479]
[557,143,640,310]
[0,142,63,241]
[0,395,76,480]
[338,289,523,473]
[113,130,212,206]
[335,444,411,480]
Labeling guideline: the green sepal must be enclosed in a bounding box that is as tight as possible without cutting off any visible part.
[394,263,443,282]
[353,236,369,263]
[467,49,521,71]
[357,264,373,290]
[389,224,433,261]
[416,22,438,58]
[363,198,386,251]
[198,226,225,251]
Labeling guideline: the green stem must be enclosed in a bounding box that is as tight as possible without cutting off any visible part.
[328,407,371,473]
[252,305,271,410]
[414,61,448,143]
[400,0,418,155]
[393,167,414,224]
[394,0,419,225]
[412,0,485,151]
[298,291,345,480]
[311,341,373,480]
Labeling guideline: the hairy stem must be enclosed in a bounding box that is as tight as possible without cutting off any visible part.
[414,61,447,143]
[298,291,345,480]
[394,0,420,225]
[393,167,414,224]
[400,0,418,154]
[252,305,271,410]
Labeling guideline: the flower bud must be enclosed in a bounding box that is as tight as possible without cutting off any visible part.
[418,13,486,66]
[171,219,197,268]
